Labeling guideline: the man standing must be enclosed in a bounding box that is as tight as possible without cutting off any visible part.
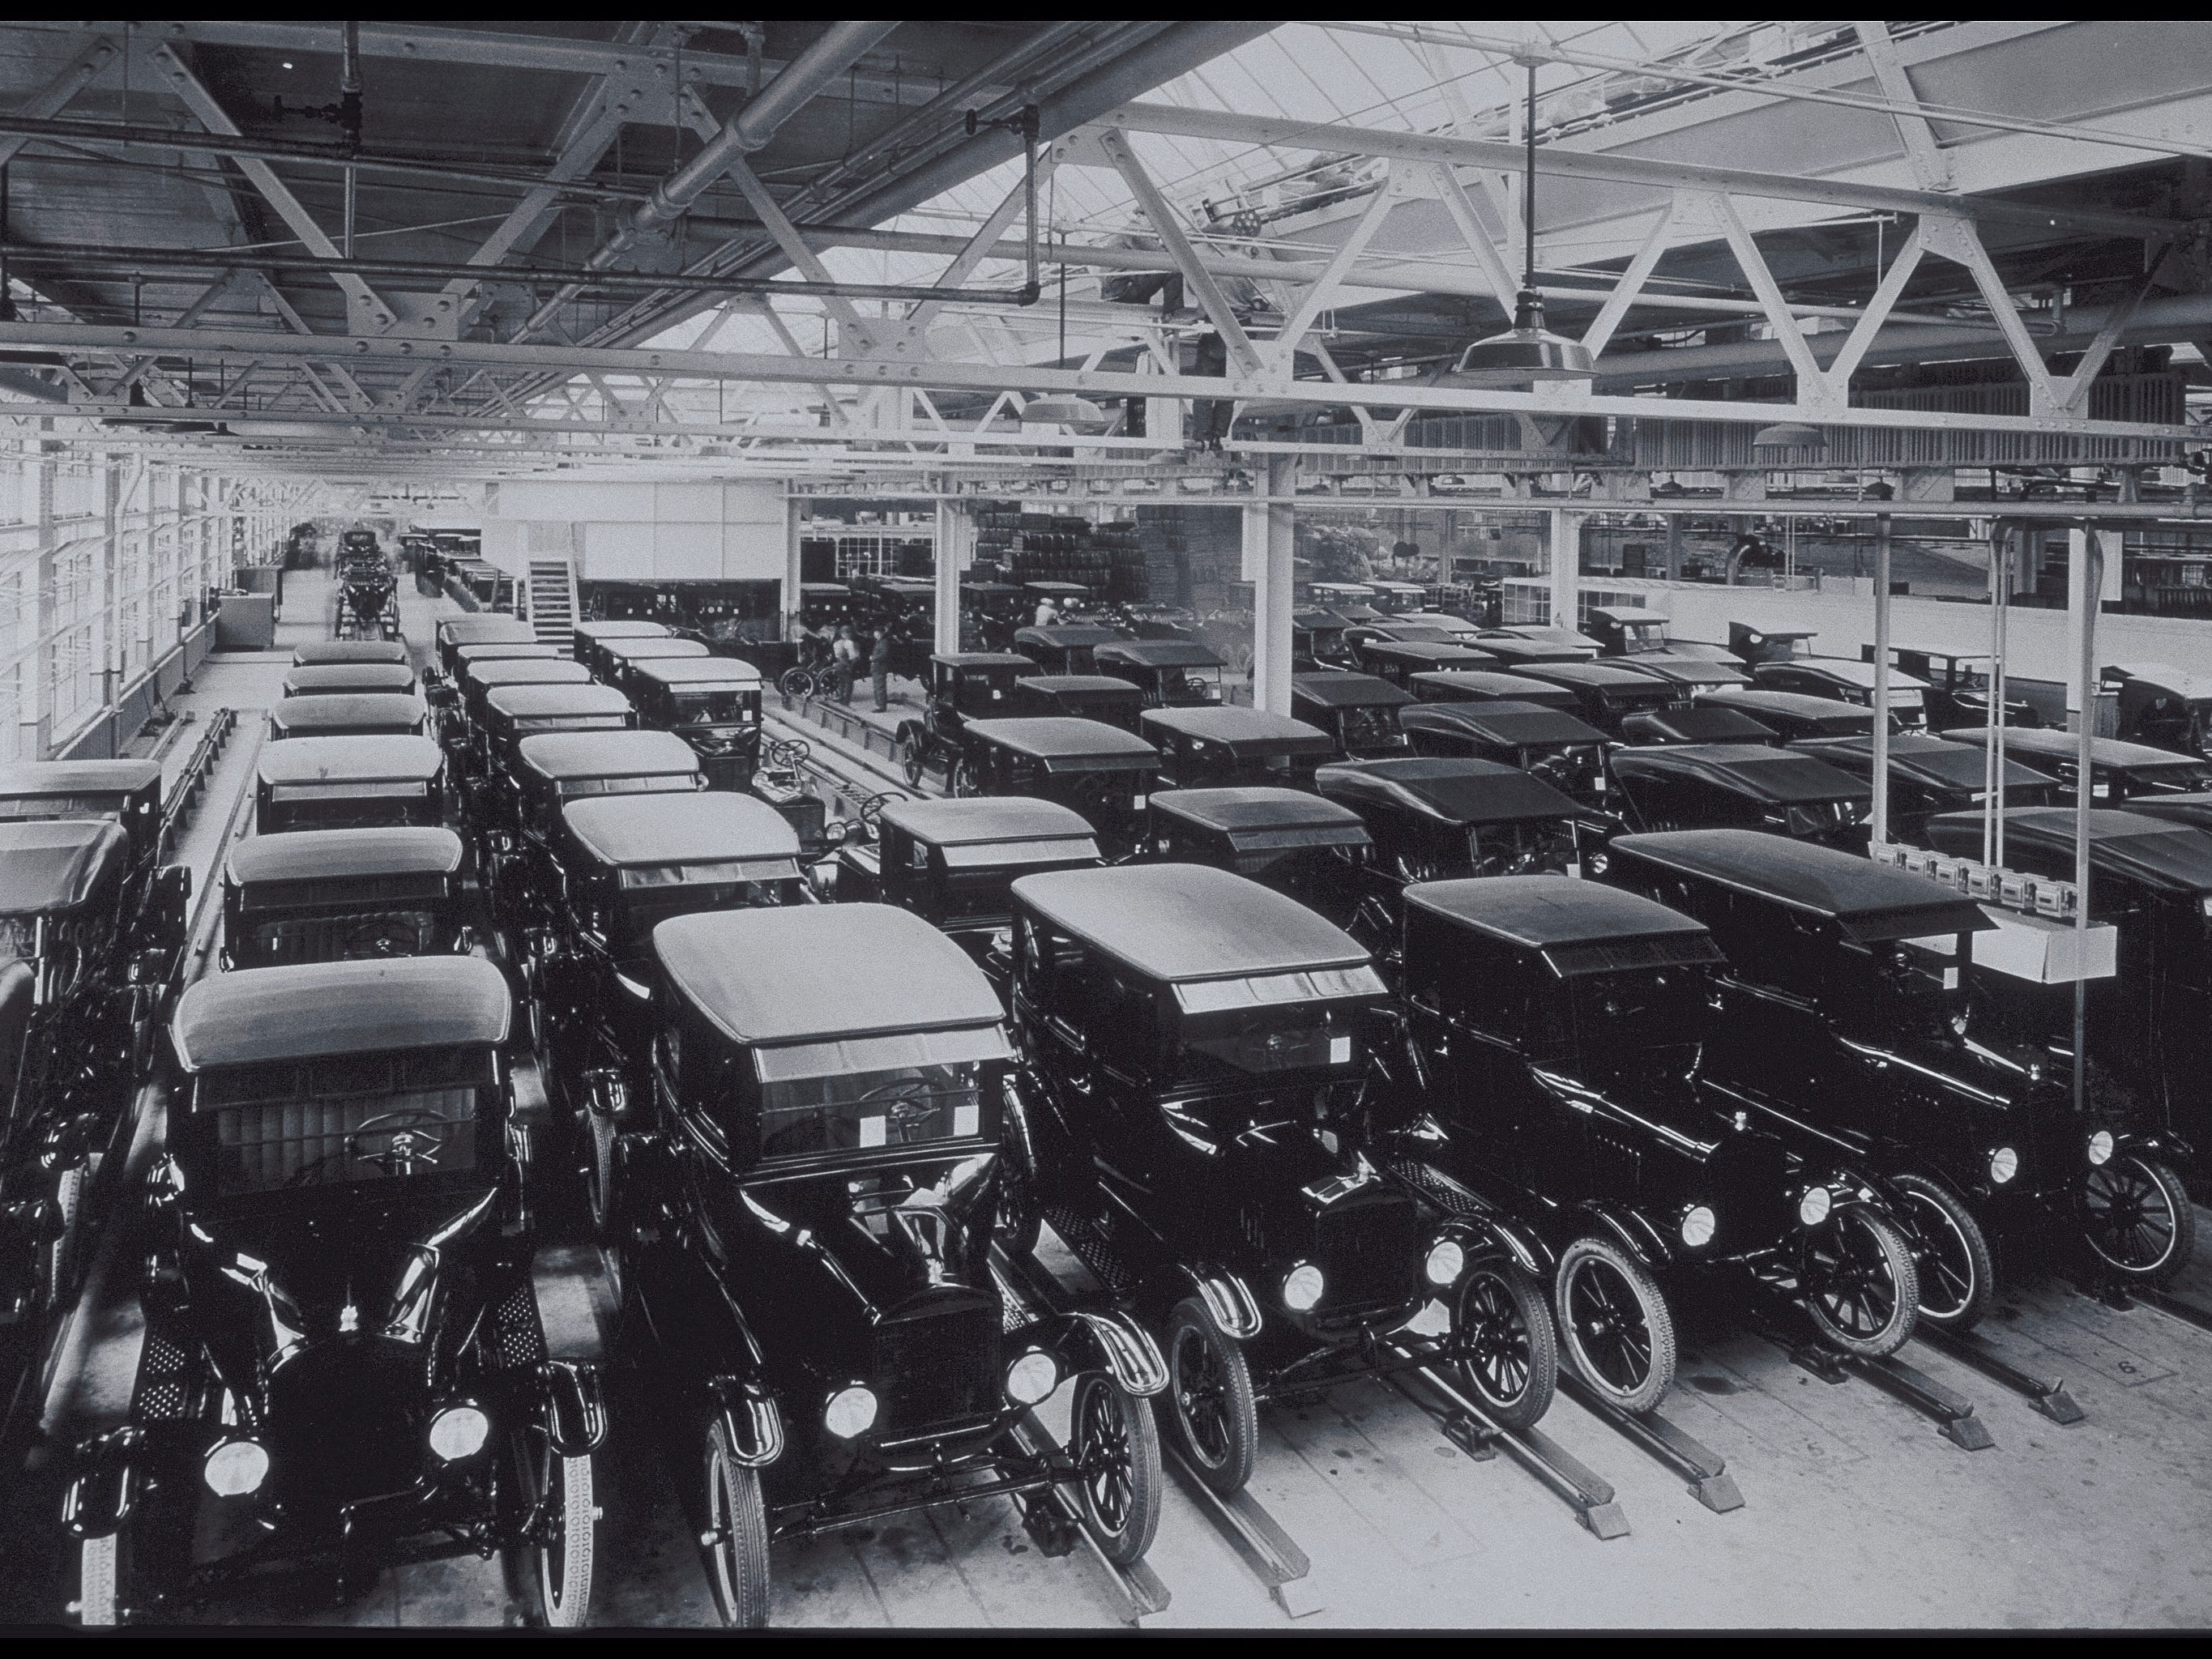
[1034,594,1061,629]
[869,625,894,713]
[831,624,860,705]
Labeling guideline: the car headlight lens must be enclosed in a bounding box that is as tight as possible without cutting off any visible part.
[1797,1187,1833,1227]
[1424,1239,1466,1287]
[1283,1263,1326,1311]
[1680,1205,1717,1248]
[2087,1130,2115,1167]
[824,1384,879,1440]
[203,1436,270,1497]
[1006,1350,1059,1406]
[427,1405,490,1463]
[1988,1146,2019,1185]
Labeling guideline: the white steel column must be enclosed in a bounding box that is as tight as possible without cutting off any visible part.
[1548,507,1581,631]
[1249,461,1297,714]
[934,498,973,655]
[782,495,806,637]
[1871,512,1891,847]
[2069,524,2103,1117]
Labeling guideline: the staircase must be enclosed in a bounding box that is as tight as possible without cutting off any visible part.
[524,558,579,655]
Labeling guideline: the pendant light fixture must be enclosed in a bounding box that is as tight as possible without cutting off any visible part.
[1448,58,1595,387]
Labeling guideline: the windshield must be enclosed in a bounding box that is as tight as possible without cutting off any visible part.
[243,909,443,966]
[1467,818,1579,878]
[0,792,133,824]
[1774,800,1868,842]
[553,774,696,801]
[1560,967,1707,1062]
[756,1060,997,1159]
[192,1047,492,1196]
[0,912,37,966]
[1171,984,1381,1083]
[1339,706,1402,748]
[673,689,758,725]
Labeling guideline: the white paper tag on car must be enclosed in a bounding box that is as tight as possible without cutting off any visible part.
[1330,1036,1352,1064]
[954,1104,979,1137]
[859,1115,886,1148]
[1133,795,1146,811]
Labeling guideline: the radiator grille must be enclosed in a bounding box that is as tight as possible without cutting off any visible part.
[873,1303,1001,1432]
[1314,1196,1419,1313]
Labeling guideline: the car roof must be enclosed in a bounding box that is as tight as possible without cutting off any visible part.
[563,790,797,866]
[0,819,129,912]
[1012,627,1122,650]
[1934,725,2210,777]
[462,658,594,691]
[932,651,1040,670]
[1012,862,1370,983]
[173,956,510,1073]
[228,825,466,886]
[601,637,710,662]
[1795,734,2053,793]
[1293,608,1349,629]
[268,693,427,732]
[1024,581,1091,595]
[1411,670,1577,706]
[1314,757,1580,825]
[656,903,1002,1043]
[1149,785,1369,840]
[1139,707,1335,755]
[0,758,164,798]
[574,620,671,641]
[436,616,537,648]
[1703,689,1881,730]
[1095,640,1223,668]
[284,663,416,695]
[634,656,764,688]
[1513,660,1678,690]
[451,642,557,664]
[257,734,442,785]
[1591,606,1661,625]
[1016,674,1143,699]
[1614,656,1750,688]
[517,729,702,783]
[1358,640,1497,667]
[2103,661,2212,701]
[293,640,409,666]
[960,580,1023,595]
[962,717,1159,762]
[1610,743,1871,804]
[1292,672,1413,710]
[1611,828,1994,940]
[1400,702,1606,747]
[1757,659,1928,689]
[1407,872,1723,974]
[881,795,1099,848]
[485,683,634,720]
[1925,807,2212,895]
[1626,706,1776,744]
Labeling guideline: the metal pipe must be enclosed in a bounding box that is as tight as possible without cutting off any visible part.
[1871,511,1891,847]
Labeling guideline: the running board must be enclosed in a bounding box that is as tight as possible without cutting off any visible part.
[1555,1373,1744,1513]
[1911,1328,2083,1426]
[1006,1410,1172,1624]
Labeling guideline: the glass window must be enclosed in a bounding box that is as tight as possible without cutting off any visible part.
[0,912,38,966]
[755,1060,997,1158]
[271,780,428,802]
[1172,996,1371,1081]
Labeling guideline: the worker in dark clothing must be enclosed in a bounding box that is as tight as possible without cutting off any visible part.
[869,627,893,712]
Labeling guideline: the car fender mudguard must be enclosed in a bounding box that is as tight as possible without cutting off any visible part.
[706,1375,785,1469]
[536,1359,607,1458]
[1032,1309,1168,1398]
[1441,1214,1548,1279]
[1578,1204,1673,1274]
[62,1427,143,1541]
[1171,1263,1262,1341]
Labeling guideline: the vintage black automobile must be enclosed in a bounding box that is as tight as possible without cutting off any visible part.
[1292,608,1356,672]
[433,614,539,680]
[284,662,419,702]
[1290,672,1412,758]
[254,735,446,835]
[597,636,711,697]
[1002,862,1557,1492]
[1140,707,1337,791]
[1352,640,1500,692]
[1010,674,1147,731]
[1753,658,1932,729]
[468,684,637,841]
[2101,663,2212,756]
[1399,702,1610,809]
[454,657,593,747]
[1612,653,1753,693]
[1586,605,1672,657]
[1728,623,1819,667]
[630,656,764,793]
[1619,705,1777,747]
[1343,619,1467,653]
[1378,872,1919,1411]
[66,957,602,1624]
[572,618,670,678]
[1701,687,1888,742]
[222,827,471,970]
[1012,625,1125,676]
[1145,786,1371,913]
[895,651,1037,789]
[953,718,1160,856]
[961,581,1027,650]
[1932,726,2212,803]
[1608,827,2189,1323]
[1475,629,1598,667]
[267,693,429,742]
[1793,733,2060,842]
[1877,646,2042,728]
[1492,661,1681,739]
[1607,743,1872,847]
[1924,807,2212,1236]
[615,904,1168,1620]
[451,641,559,675]
[294,640,410,668]
[1093,640,1225,708]
[1409,668,1579,710]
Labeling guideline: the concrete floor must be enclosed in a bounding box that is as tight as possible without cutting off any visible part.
[6,568,2212,1630]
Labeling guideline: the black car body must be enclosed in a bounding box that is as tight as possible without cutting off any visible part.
[470,684,637,840]
[254,736,446,835]
[895,652,1037,790]
[1410,669,1580,710]
[1932,726,2212,803]
[1727,624,1818,667]
[267,693,429,742]
[1141,707,1337,791]
[1145,787,1370,912]
[66,957,603,1625]
[1585,605,1671,656]
[1794,734,2060,842]
[1496,660,1682,739]
[572,619,671,679]
[293,640,409,669]
[598,636,711,697]
[1607,743,1872,847]
[1379,872,1919,1411]
[284,663,418,702]
[1093,640,1225,709]
[1399,702,1610,810]
[960,582,1027,650]
[2102,663,2212,756]
[1292,609,1356,672]
[1753,659,1932,729]
[1612,654,1754,693]
[1620,705,1778,747]
[1291,672,1413,758]
[1005,863,1556,1490]
[952,718,1159,855]
[1010,675,1147,732]
[617,904,1168,1619]
[1701,687,1889,742]
[630,656,764,793]
[1880,646,2042,728]
[433,615,538,684]
[1353,640,1501,691]
[451,659,595,768]
[1012,626,1125,677]
[222,827,471,970]
[1475,629,1599,665]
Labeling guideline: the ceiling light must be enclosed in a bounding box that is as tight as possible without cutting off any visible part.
[1751,421,1829,454]
[1019,394,1110,432]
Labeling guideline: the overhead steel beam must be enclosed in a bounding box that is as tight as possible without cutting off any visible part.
[0,36,119,168]
[1095,103,2189,240]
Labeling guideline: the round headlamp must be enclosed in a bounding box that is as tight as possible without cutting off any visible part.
[1797,1187,1833,1228]
[1283,1263,1326,1312]
[824,1384,879,1440]
[1680,1205,1717,1248]
[1006,1350,1059,1406]
[427,1404,491,1463]
[203,1436,270,1498]
[1424,1239,1467,1288]
[1988,1145,2019,1186]
[2087,1130,2115,1167]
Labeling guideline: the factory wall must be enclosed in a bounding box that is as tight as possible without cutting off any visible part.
[479,480,786,586]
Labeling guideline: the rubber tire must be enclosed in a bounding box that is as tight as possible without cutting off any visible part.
[949,759,980,800]
[2082,1154,2197,1286]
[43,1163,86,1313]
[899,730,925,789]
[703,1420,772,1629]
[1890,1172,1996,1333]
[994,1140,1042,1259]
[1803,1207,1920,1359]
[584,1074,622,1242]
[1553,1234,1677,1416]
[1070,1374,1163,1567]
[78,1532,121,1626]
[1160,1298,1258,1497]
[1449,1258,1558,1432]
[535,1453,596,1627]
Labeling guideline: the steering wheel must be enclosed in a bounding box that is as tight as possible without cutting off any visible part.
[860,791,904,830]
[283,1107,459,1187]
[340,916,418,958]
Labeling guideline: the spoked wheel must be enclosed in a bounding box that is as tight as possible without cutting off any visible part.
[43,1163,87,1313]
[506,1417,595,1627]
[2082,1154,2196,1285]
[993,1135,1042,1259]
[1554,1235,1676,1415]
[897,728,926,788]
[1160,1297,1257,1497]
[76,1529,124,1626]
[949,759,980,799]
[1800,1207,1919,1358]
[1448,1258,1557,1431]
[583,1074,624,1243]
[1890,1172,1994,1332]
[702,1419,772,1628]
[1069,1373,1162,1567]
[776,667,814,705]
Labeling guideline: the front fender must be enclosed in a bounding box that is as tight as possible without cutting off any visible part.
[536,1359,607,1458]
[1172,1263,1262,1341]
[1578,1203,1673,1274]
[62,1427,143,1541]
[1437,1214,1549,1279]
[1029,1309,1168,1398]
[707,1375,785,1469]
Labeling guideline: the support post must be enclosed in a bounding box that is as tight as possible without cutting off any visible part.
[1548,507,1580,632]
[1248,461,1297,714]
[783,495,806,638]
[1871,511,1891,847]
[2071,522,2103,1119]
[934,497,971,655]
[1988,524,2011,868]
